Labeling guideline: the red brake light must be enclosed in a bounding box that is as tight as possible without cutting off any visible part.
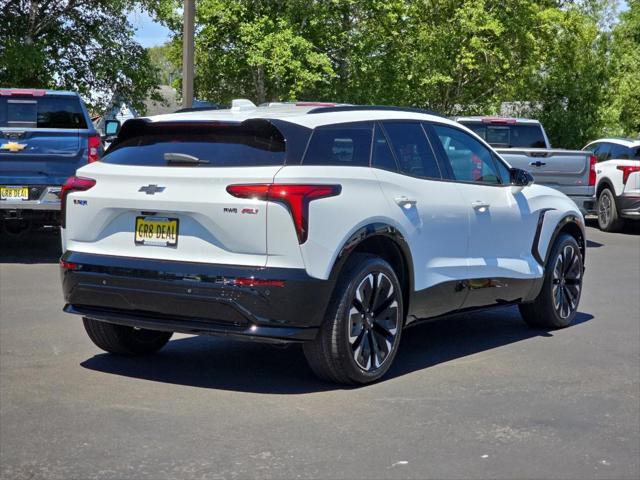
[481,117,517,125]
[0,88,46,97]
[588,155,597,186]
[88,134,101,163]
[617,165,640,184]
[226,184,341,243]
[59,260,80,270]
[60,176,96,228]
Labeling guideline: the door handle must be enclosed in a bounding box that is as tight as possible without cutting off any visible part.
[394,196,417,209]
[471,201,490,212]
[529,161,546,167]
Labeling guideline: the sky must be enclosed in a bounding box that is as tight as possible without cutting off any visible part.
[128,8,172,48]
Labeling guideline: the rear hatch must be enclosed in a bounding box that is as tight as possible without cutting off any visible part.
[63,119,287,266]
[0,92,89,185]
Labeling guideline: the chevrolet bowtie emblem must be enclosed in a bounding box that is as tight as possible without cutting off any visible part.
[138,184,165,195]
[1,142,27,152]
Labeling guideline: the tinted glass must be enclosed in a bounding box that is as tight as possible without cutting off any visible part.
[103,122,285,167]
[432,124,503,184]
[382,122,440,178]
[632,147,640,160]
[462,123,546,148]
[0,96,87,129]
[610,144,630,159]
[303,123,372,166]
[371,124,397,171]
[597,143,612,162]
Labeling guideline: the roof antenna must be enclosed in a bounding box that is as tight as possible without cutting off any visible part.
[231,99,257,112]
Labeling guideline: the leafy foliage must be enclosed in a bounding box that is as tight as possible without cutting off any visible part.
[0,0,160,113]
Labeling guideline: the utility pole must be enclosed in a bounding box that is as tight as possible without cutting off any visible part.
[182,0,195,108]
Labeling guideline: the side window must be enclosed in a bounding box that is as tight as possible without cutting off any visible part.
[303,122,373,166]
[381,121,441,178]
[431,124,504,184]
[610,144,630,160]
[371,123,398,172]
[596,143,612,162]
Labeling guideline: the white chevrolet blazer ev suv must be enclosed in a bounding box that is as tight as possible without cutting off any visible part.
[60,102,586,384]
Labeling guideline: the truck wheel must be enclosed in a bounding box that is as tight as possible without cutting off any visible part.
[597,188,624,232]
[303,254,403,385]
[82,317,172,355]
[519,234,583,329]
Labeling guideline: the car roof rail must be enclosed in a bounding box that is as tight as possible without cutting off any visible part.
[306,104,446,118]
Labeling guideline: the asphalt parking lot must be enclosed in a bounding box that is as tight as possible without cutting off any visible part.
[1,222,638,480]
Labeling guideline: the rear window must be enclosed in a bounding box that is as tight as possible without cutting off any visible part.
[633,147,640,160]
[461,122,547,148]
[103,121,286,167]
[0,96,87,129]
[303,123,373,166]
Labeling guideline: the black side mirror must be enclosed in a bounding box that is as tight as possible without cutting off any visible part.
[104,119,121,137]
[510,168,534,187]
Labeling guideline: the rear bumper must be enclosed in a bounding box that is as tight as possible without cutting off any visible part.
[0,186,61,211]
[61,251,334,343]
[568,194,595,215]
[619,195,640,220]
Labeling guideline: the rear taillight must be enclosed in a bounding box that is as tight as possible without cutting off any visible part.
[60,176,96,228]
[589,155,597,186]
[226,184,341,243]
[87,134,101,163]
[617,165,640,184]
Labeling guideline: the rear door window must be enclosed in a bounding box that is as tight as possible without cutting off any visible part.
[303,122,373,166]
[610,144,630,160]
[104,121,286,167]
[381,121,441,178]
[596,143,612,162]
[371,123,398,172]
[0,96,87,129]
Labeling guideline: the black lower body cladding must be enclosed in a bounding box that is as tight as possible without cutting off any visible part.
[61,251,335,343]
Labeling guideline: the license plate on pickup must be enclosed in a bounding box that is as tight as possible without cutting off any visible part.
[134,216,179,246]
[0,186,29,201]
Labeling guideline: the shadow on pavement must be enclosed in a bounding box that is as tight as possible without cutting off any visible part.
[0,228,62,264]
[81,307,594,394]
[585,217,640,235]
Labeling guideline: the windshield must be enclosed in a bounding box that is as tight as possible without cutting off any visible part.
[462,123,547,148]
[0,95,87,129]
[103,121,286,167]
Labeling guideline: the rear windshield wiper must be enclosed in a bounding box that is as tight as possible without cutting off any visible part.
[164,152,210,165]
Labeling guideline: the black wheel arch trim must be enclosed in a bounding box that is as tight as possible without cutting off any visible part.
[596,178,622,211]
[541,214,586,268]
[331,223,415,309]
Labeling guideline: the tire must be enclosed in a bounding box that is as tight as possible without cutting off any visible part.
[519,234,583,329]
[82,317,173,355]
[303,254,404,385]
[597,188,624,232]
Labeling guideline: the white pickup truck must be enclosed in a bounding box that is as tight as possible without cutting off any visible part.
[456,117,596,215]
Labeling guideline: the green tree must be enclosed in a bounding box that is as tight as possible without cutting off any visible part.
[0,0,160,113]
[523,5,611,148]
[148,43,180,86]
[601,0,640,137]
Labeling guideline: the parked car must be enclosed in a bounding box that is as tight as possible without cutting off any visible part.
[455,116,596,215]
[60,102,586,384]
[582,138,640,231]
[0,88,102,234]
